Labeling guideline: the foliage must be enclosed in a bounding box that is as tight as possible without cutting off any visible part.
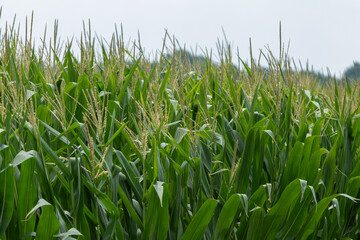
[0,17,360,239]
[344,62,360,81]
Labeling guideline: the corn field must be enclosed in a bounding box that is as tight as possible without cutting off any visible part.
[0,16,360,239]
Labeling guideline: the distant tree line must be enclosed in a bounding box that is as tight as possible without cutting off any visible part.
[344,62,360,81]
[164,50,360,83]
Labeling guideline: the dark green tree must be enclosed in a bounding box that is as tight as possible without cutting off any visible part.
[344,62,360,80]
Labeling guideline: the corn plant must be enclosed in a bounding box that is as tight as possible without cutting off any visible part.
[0,14,360,239]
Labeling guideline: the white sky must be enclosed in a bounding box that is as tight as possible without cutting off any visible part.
[1,0,360,76]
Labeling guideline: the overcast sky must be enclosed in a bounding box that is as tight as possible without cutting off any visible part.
[1,0,360,76]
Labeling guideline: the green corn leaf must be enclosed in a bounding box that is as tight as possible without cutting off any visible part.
[118,185,143,230]
[0,149,15,236]
[103,122,127,148]
[35,204,60,240]
[17,152,37,239]
[262,179,303,239]
[181,199,218,240]
[214,194,244,240]
[143,182,169,240]
[115,150,143,200]
[81,176,120,217]
[246,207,264,240]
[54,228,83,240]
[299,194,358,240]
